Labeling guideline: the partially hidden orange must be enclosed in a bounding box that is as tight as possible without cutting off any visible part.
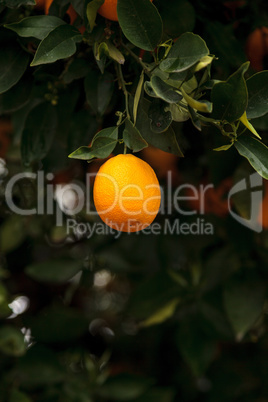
[93,154,161,232]
[44,0,85,33]
[98,0,153,22]
[246,26,268,71]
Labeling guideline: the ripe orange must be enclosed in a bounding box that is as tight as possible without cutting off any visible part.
[258,180,268,229]
[246,26,268,71]
[98,0,153,22]
[93,154,161,232]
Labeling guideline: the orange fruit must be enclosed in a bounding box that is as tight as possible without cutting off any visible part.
[258,180,268,229]
[98,0,153,22]
[93,154,161,232]
[246,26,268,71]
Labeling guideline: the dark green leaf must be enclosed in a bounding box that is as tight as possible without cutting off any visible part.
[150,75,182,104]
[1,0,35,6]
[135,104,183,155]
[148,99,172,133]
[86,0,104,32]
[144,81,158,98]
[127,271,181,320]
[9,389,32,402]
[25,259,83,283]
[133,70,144,124]
[135,387,175,402]
[161,0,195,38]
[234,135,268,179]
[5,16,66,40]
[69,137,117,160]
[29,306,88,342]
[0,215,27,254]
[0,77,32,114]
[30,25,82,66]
[0,326,26,357]
[117,0,163,51]
[104,40,125,64]
[15,345,65,386]
[176,317,216,376]
[63,58,91,84]
[0,45,29,94]
[84,70,114,115]
[247,71,268,119]
[211,62,249,122]
[92,126,118,142]
[160,32,209,73]
[98,373,154,401]
[223,273,266,340]
[21,102,57,166]
[123,119,148,152]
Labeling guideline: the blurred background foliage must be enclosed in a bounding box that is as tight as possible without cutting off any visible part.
[0,0,268,401]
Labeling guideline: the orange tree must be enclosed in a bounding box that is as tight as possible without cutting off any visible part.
[1,0,268,401]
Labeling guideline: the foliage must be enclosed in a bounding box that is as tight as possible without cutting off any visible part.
[0,0,268,401]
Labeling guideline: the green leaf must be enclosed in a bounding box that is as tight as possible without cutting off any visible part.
[133,70,144,125]
[127,271,181,320]
[21,102,57,166]
[98,373,154,401]
[4,16,66,40]
[0,77,33,114]
[92,126,118,142]
[104,40,125,64]
[135,388,175,402]
[86,0,104,32]
[25,259,83,283]
[234,135,268,179]
[29,306,88,343]
[0,45,29,94]
[69,137,118,160]
[223,273,266,340]
[1,0,35,6]
[239,111,261,139]
[144,81,158,98]
[140,298,180,327]
[211,62,249,123]
[84,70,114,115]
[30,25,82,66]
[9,389,32,402]
[160,0,195,38]
[14,345,64,387]
[148,99,172,133]
[214,143,233,151]
[150,75,182,104]
[176,317,216,376]
[247,71,268,119]
[123,119,148,152]
[181,87,212,113]
[0,215,27,254]
[166,103,189,122]
[63,58,91,84]
[160,32,209,73]
[117,0,163,51]
[0,326,26,357]
[137,111,183,156]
